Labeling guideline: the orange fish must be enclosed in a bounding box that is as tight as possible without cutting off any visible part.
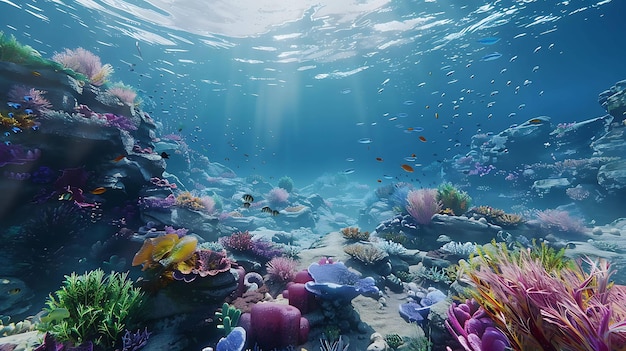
[377,179,382,183]
[411,153,416,157]
[376,157,383,162]
[418,136,427,142]
[407,127,414,131]
[90,187,107,195]
[528,118,543,124]
[113,155,125,162]
[401,164,414,172]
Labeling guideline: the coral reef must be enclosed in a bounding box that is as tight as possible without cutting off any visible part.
[406,189,442,225]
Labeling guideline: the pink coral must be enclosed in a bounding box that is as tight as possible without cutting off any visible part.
[220,231,254,252]
[406,188,442,225]
[266,187,289,206]
[192,249,231,277]
[52,48,113,86]
[535,209,586,234]
[106,86,137,105]
[266,257,298,284]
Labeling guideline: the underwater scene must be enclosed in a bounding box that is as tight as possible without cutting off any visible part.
[1,0,626,350]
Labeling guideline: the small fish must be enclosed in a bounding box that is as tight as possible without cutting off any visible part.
[24,109,34,115]
[481,52,502,61]
[375,157,383,162]
[8,112,14,118]
[271,210,280,216]
[528,118,543,124]
[435,112,439,119]
[113,155,126,162]
[160,152,170,159]
[242,202,251,209]
[401,164,414,173]
[23,95,33,102]
[31,71,41,77]
[7,102,21,109]
[358,138,372,144]
[407,127,414,131]
[11,127,22,133]
[425,105,430,109]
[242,194,254,202]
[477,37,500,45]
[261,206,272,213]
[343,168,355,175]
[418,136,427,142]
[90,187,107,195]
[40,308,70,324]
[377,179,382,183]
[383,175,394,179]
[7,288,20,295]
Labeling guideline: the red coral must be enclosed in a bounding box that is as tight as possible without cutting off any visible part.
[192,249,231,277]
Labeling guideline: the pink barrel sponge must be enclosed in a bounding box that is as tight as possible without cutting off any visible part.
[239,302,309,350]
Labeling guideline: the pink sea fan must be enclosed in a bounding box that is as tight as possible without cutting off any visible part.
[106,85,137,106]
[266,187,289,206]
[406,188,442,225]
[200,196,216,215]
[52,47,113,86]
[266,257,298,284]
[8,85,52,114]
[535,209,586,234]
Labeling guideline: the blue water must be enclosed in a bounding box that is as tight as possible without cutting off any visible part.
[3,0,623,185]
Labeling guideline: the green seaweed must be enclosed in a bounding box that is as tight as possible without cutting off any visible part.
[39,269,144,349]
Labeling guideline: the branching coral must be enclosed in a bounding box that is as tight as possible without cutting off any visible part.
[462,242,626,351]
[469,206,524,228]
[340,227,370,241]
[344,243,388,265]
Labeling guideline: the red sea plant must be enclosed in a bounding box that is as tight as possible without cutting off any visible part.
[463,243,626,351]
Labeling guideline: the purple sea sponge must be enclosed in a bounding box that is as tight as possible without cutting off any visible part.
[445,299,510,351]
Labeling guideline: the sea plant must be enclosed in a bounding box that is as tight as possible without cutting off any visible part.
[215,303,241,336]
[462,241,626,351]
[436,182,471,216]
[319,335,349,351]
[385,333,404,349]
[40,269,144,349]
[406,189,442,225]
[52,47,113,86]
[343,243,388,265]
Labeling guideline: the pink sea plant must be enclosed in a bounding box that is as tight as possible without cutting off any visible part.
[52,47,113,86]
[406,188,442,225]
[535,209,586,234]
[106,85,137,106]
[465,244,626,351]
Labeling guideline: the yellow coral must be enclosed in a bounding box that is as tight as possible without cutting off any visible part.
[175,191,205,211]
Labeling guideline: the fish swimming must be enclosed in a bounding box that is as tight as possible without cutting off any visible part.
[477,37,500,45]
[242,194,254,202]
[480,52,503,61]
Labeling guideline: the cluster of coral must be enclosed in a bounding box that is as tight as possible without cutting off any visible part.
[2,33,626,351]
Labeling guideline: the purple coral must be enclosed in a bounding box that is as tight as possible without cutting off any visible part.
[102,113,137,131]
[445,299,510,351]
[266,187,289,207]
[220,231,254,252]
[406,188,442,225]
[121,328,150,351]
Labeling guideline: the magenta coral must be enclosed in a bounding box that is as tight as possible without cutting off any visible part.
[220,231,254,252]
[535,209,586,234]
[266,257,298,284]
[445,299,510,351]
[406,188,442,225]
